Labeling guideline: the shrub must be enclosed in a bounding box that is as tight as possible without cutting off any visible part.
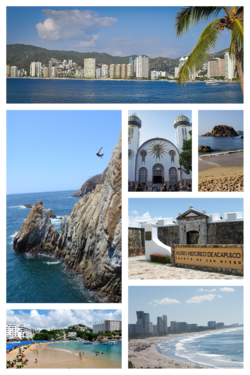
[150,254,171,264]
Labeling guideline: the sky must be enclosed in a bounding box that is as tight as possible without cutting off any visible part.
[128,197,243,226]
[129,286,243,326]
[7,110,121,194]
[199,110,244,135]
[6,309,121,331]
[6,7,231,58]
[128,110,192,146]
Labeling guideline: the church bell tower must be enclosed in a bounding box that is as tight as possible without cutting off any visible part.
[128,113,141,183]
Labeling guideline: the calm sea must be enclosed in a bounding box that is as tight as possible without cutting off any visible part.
[198,136,244,155]
[7,78,243,103]
[6,190,99,303]
[46,341,121,368]
[156,328,243,368]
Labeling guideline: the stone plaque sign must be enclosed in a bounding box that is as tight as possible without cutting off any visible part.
[145,231,152,241]
[175,247,243,270]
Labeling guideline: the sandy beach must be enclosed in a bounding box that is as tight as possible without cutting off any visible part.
[198,151,243,192]
[129,333,205,369]
[7,341,119,369]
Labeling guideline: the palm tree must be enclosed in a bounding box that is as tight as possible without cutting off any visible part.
[175,7,243,96]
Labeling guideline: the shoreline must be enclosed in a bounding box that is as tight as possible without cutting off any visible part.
[129,332,204,369]
[199,149,243,159]
[7,77,236,83]
[7,341,121,369]
[129,328,242,369]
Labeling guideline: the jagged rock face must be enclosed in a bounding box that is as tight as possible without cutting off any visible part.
[202,125,238,137]
[55,131,122,302]
[13,201,59,254]
[71,168,108,197]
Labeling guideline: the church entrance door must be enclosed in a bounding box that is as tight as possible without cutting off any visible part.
[169,167,178,184]
[152,164,164,184]
[187,231,200,244]
[139,167,148,183]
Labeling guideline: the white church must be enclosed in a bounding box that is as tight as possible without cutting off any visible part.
[128,113,192,187]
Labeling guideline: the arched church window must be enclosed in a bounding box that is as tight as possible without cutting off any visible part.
[139,167,148,183]
[169,167,178,184]
[128,149,133,158]
[128,128,134,144]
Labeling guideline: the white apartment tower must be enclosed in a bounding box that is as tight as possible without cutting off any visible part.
[84,58,96,78]
[11,66,18,77]
[224,52,236,79]
[136,56,149,78]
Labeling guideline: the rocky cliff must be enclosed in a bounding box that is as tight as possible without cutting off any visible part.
[71,168,108,197]
[13,131,122,302]
[202,125,238,137]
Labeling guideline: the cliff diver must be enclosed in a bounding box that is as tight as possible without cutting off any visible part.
[96,147,104,158]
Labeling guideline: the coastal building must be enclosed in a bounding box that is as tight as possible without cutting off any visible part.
[115,64,121,78]
[96,68,101,78]
[67,332,77,338]
[43,67,49,78]
[128,113,192,187]
[207,58,225,78]
[101,64,109,78]
[11,66,18,77]
[84,58,96,78]
[127,63,133,78]
[129,56,137,75]
[6,65,11,77]
[93,320,122,334]
[170,321,188,331]
[216,322,225,328]
[224,52,236,79]
[68,59,73,68]
[30,62,42,77]
[109,64,115,78]
[50,67,57,78]
[208,321,216,329]
[6,323,33,340]
[151,70,160,80]
[121,64,127,79]
[129,311,167,335]
[175,67,179,78]
[136,56,149,78]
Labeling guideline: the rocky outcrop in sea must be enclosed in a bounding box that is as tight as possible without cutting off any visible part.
[13,131,122,302]
[202,125,238,137]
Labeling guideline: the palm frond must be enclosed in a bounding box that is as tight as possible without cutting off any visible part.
[229,18,244,55]
[236,7,243,18]
[177,19,222,85]
[175,6,222,36]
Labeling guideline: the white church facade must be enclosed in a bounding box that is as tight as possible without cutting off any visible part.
[128,113,192,187]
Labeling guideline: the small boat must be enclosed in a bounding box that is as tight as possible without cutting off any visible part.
[205,78,218,86]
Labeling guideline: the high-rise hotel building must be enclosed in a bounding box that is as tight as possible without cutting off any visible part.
[136,56,149,78]
[84,58,96,78]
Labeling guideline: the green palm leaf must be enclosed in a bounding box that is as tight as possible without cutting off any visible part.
[177,19,222,85]
[175,6,222,36]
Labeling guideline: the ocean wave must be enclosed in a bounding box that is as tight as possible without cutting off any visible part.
[8,205,27,209]
[9,232,18,239]
[44,260,62,265]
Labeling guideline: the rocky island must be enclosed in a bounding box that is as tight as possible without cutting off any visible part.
[13,131,122,303]
[202,125,238,137]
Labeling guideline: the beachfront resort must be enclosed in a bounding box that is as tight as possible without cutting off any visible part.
[6,315,122,369]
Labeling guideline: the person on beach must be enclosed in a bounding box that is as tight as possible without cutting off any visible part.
[34,358,38,364]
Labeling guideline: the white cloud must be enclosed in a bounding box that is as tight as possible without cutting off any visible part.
[218,295,223,298]
[79,35,100,47]
[36,9,116,43]
[6,309,121,331]
[149,297,181,306]
[219,287,235,293]
[186,294,216,304]
[197,288,217,292]
[130,210,138,216]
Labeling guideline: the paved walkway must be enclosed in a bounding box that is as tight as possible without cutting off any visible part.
[128,256,243,279]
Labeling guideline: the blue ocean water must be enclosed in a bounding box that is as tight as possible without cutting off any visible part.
[156,328,243,368]
[198,136,244,155]
[6,190,99,303]
[7,78,243,103]
[46,341,121,368]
